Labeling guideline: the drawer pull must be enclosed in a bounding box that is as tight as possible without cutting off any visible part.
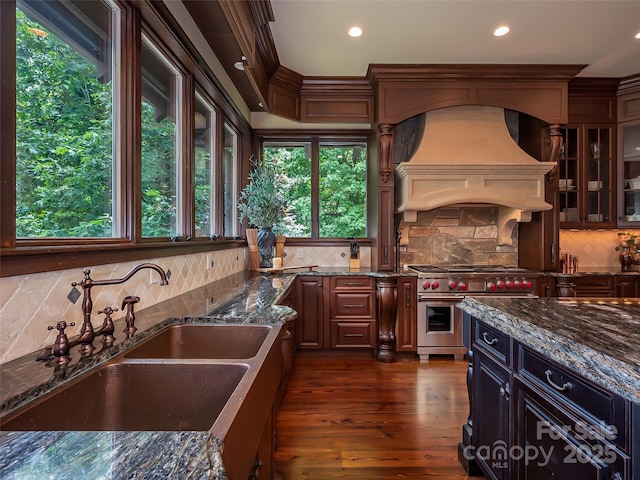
[344,304,365,308]
[343,282,365,287]
[482,331,498,345]
[343,333,365,337]
[544,370,573,392]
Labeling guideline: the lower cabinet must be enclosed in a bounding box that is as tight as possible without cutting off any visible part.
[474,349,512,479]
[461,316,635,479]
[617,276,639,297]
[395,276,417,352]
[295,275,377,350]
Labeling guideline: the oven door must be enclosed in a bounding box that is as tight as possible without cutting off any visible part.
[417,297,462,347]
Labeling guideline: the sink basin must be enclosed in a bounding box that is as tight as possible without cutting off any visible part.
[1,362,247,431]
[124,324,272,359]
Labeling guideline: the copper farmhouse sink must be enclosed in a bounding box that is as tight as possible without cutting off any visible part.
[124,324,272,359]
[1,362,248,431]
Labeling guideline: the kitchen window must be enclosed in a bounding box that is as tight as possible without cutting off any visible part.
[140,37,182,238]
[1,1,250,276]
[15,0,120,238]
[194,92,218,238]
[261,138,368,239]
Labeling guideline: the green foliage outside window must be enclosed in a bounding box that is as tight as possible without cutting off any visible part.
[15,9,113,237]
[263,143,367,238]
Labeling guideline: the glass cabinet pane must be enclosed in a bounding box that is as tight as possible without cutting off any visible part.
[622,124,640,222]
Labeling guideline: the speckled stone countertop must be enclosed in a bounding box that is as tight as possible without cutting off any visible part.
[0,270,299,480]
[544,268,640,277]
[457,296,640,404]
[0,267,401,479]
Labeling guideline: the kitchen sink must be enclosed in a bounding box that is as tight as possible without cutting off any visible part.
[124,324,272,359]
[1,362,248,431]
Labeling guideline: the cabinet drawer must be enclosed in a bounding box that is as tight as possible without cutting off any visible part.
[331,292,375,318]
[331,321,376,348]
[331,276,375,291]
[515,344,628,452]
[473,320,510,365]
[574,276,615,292]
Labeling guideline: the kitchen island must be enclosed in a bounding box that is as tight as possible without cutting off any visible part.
[457,296,640,479]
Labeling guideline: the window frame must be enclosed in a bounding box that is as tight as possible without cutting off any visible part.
[0,0,250,277]
[257,131,371,241]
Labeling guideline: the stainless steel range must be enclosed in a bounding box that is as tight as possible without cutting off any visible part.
[407,265,538,362]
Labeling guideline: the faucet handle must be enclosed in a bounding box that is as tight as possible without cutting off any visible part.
[96,307,118,344]
[46,321,75,364]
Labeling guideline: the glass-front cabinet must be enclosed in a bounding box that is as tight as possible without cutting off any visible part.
[558,124,615,227]
[618,122,640,225]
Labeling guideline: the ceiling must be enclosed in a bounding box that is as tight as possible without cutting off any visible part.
[269,0,640,79]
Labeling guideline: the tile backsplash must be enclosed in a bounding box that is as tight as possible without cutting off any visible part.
[559,229,640,270]
[0,248,246,364]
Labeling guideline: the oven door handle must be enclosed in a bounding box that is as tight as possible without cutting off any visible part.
[417,294,463,301]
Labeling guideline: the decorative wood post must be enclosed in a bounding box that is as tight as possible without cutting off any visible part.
[378,123,393,183]
[376,277,397,362]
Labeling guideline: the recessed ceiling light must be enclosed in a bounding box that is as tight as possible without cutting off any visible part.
[635,31,640,39]
[348,26,363,38]
[494,25,510,37]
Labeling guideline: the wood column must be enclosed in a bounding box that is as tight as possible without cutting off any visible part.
[376,277,397,362]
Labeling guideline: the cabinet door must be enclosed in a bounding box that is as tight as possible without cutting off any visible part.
[296,276,326,349]
[396,277,417,352]
[515,379,625,480]
[558,125,615,227]
[474,349,512,480]
[617,276,639,298]
[618,121,640,226]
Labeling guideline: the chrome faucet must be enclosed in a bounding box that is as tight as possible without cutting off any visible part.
[70,263,169,353]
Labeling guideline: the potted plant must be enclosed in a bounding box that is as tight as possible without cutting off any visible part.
[238,156,287,268]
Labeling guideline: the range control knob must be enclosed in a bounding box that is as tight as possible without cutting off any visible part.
[496,280,505,289]
[422,281,431,290]
[524,280,533,289]
[432,281,440,290]
[486,282,497,291]
[514,280,523,289]
[448,280,458,290]
[459,282,468,291]
[505,280,514,289]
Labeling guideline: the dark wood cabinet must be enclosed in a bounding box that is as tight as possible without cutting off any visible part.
[462,316,634,480]
[330,276,376,349]
[572,276,617,297]
[295,276,327,349]
[536,276,555,298]
[295,275,377,350]
[395,276,417,352]
[617,276,639,297]
[474,348,512,480]
[557,124,616,228]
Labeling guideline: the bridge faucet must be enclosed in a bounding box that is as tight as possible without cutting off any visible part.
[70,263,169,353]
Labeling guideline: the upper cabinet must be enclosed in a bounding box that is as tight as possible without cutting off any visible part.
[557,124,616,227]
[617,77,640,227]
[619,122,640,225]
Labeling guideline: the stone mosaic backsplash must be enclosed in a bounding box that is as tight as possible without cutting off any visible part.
[398,206,518,268]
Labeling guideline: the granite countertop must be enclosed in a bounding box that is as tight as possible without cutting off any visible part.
[0,270,298,480]
[458,296,640,404]
[0,267,402,479]
[545,267,640,277]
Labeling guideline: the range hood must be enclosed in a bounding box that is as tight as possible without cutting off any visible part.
[395,105,555,245]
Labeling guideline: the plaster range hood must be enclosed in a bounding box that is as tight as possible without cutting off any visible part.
[395,105,555,245]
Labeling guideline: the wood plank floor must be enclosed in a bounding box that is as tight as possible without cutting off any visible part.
[274,351,485,479]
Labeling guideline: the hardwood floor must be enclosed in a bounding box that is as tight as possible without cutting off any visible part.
[274,351,484,479]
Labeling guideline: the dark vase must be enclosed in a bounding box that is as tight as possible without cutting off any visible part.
[257,226,275,268]
[619,246,634,272]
